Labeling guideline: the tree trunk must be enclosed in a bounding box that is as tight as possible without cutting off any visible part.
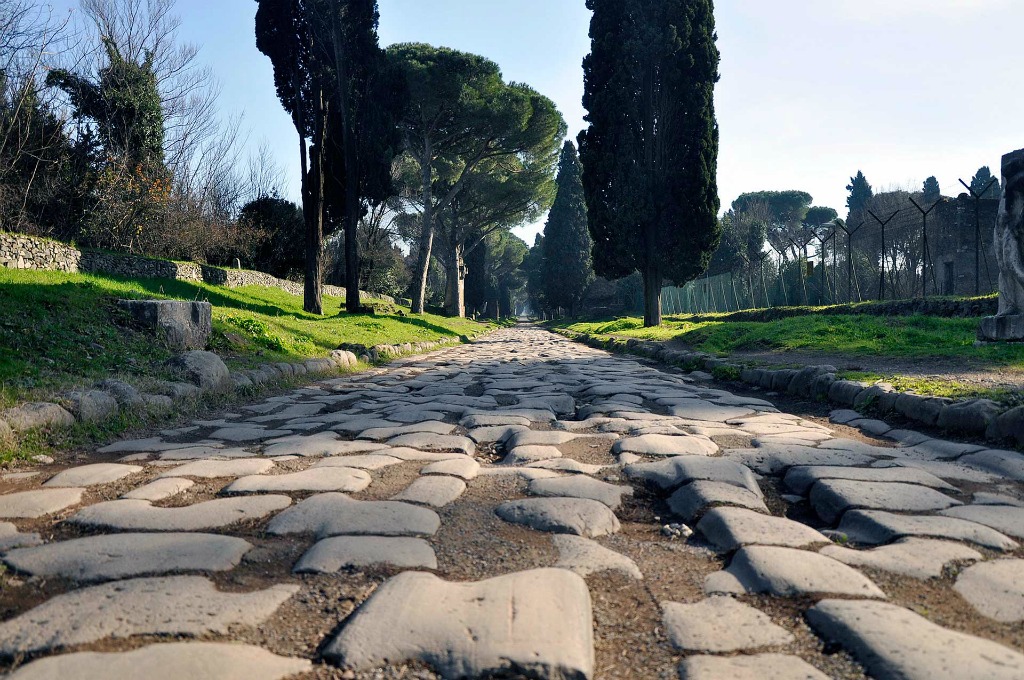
[642,265,663,327]
[444,244,466,318]
[411,140,433,314]
[301,89,325,316]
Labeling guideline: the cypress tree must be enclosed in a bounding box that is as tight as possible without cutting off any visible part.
[543,141,594,316]
[845,171,873,219]
[578,0,721,327]
[922,176,941,202]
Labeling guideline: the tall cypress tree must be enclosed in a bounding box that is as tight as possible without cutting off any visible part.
[922,176,941,202]
[543,141,594,316]
[845,170,873,219]
[579,0,721,327]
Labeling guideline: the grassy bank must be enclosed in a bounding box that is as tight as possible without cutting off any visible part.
[0,268,491,411]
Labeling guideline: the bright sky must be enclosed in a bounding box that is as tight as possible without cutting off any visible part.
[44,0,1023,244]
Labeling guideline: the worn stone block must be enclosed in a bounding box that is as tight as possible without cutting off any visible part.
[118,299,211,350]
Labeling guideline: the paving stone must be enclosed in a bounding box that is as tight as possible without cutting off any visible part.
[157,458,275,479]
[42,464,141,488]
[525,459,608,475]
[505,430,579,448]
[208,426,292,442]
[954,559,1024,623]
[624,456,761,495]
[313,454,402,471]
[496,497,620,538]
[5,642,312,680]
[331,418,399,433]
[382,447,465,462]
[359,422,456,440]
[3,533,251,582]
[0,576,298,656]
[612,433,718,457]
[829,410,862,425]
[697,507,830,553]
[550,535,642,580]
[783,465,958,495]
[662,596,794,652]
[705,545,886,598]
[809,479,962,524]
[294,536,438,572]
[724,445,876,475]
[467,424,530,443]
[958,449,1024,482]
[323,568,594,679]
[122,477,194,501]
[70,496,292,531]
[0,488,84,518]
[0,522,41,550]
[267,493,440,538]
[849,418,892,436]
[666,402,754,422]
[387,433,475,454]
[392,476,466,507]
[225,467,371,494]
[806,598,1024,680]
[820,537,982,579]
[478,467,562,481]
[909,439,986,460]
[678,653,829,680]
[939,504,1024,539]
[263,434,387,458]
[874,458,997,483]
[837,509,1018,551]
[157,445,253,460]
[97,437,182,454]
[668,480,769,522]
[502,445,564,465]
[529,475,633,509]
[460,414,531,428]
[421,457,480,480]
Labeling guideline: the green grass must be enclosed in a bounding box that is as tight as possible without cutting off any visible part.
[0,268,490,411]
[556,314,1024,366]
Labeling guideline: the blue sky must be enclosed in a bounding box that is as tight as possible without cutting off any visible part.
[44,0,1023,243]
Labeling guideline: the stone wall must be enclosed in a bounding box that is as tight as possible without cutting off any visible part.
[0,231,393,303]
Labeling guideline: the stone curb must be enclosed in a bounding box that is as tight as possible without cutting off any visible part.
[553,329,1024,448]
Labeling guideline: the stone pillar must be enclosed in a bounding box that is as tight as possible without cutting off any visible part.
[979,148,1024,341]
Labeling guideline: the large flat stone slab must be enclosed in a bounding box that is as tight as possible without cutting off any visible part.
[3,533,251,582]
[157,458,275,479]
[678,653,829,680]
[323,568,594,679]
[224,467,371,494]
[263,434,387,458]
[551,535,642,580]
[837,509,1018,551]
[697,507,830,553]
[421,457,480,480]
[612,434,718,458]
[624,456,761,495]
[503,445,563,465]
[208,426,292,442]
[724,445,876,475]
[359,422,456,440]
[0,488,84,518]
[294,536,438,572]
[70,496,291,531]
[0,576,297,656]
[662,596,794,653]
[122,477,194,501]
[705,546,886,598]
[314,454,402,471]
[810,479,962,524]
[529,476,633,509]
[505,430,579,448]
[954,559,1024,623]
[387,433,475,455]
[266,493,440,538]
[784,465,958,495]
[940,504,1024,539]
[820,538,982,579]
[806,599,1024,680]
[391,475,466,507]
[668,481,769,523]
[6,642,311,680]
[496,497,620,538]
[43,463,141,487]
[0,522,41,551]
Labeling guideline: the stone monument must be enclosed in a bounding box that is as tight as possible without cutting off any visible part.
[978,148,1024,341]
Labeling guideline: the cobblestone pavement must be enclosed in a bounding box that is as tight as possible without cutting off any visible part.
[0,326,1022,679]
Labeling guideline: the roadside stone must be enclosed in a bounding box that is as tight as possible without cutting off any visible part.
[784,465,957,495]
[122,477,194,501]
[551,535,642,580]
[295,536,438,572]
[267,493,440,538]
[529,475,633,509]
[940,504,1024,539]
[820,537,982,579]
[166,350,231,391]
[392,476,466,507]
[5,642,312,680]
[3,533,252,582]
[705,545,886,598]
[421,458,480,480]
[624,456,762,495]
[95,379,145,408]
[1,402,75,432]
[954,559,1024,623]
[697,507,830,553]
[225,467,371,494]
[678,654,829,680]
[894,393,948,426]
[157,458,275,479]
[0,488,84,518]
[322,568,594,680]
[62,390,118,423]
[70,496,292,531]
[0,576,298,656]
[806,598,1024,680]
[43,463,141,488]
[496,497,620,538]
[837,509,1018,551]
[612,433,718,457]
[668,481,769,522]
[809,479,962,524]
[662,596,794,652]
[937,399,1002,434]
[387,433,475,454]
[827,380,866,406]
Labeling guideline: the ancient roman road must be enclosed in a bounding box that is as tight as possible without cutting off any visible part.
[0,326,1022,679]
